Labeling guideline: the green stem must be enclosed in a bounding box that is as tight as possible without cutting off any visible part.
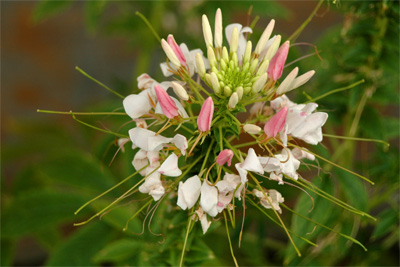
[234,141,259,149]
[37,109,126,116]
[71,113,128,138]
[224,211,239,267]
[288,143,374,185]
[288,0,324,43]
[323,133,389,148]
[75,66,124,99]
[306,79,365,103]
[281,204,367,251]
[123,199,153,231]
[249,173,301,257]
[74,166,160,226]
[135,11,161,41]
[74,164,149,215]
[180,208,193,267]
[246,197,317,247]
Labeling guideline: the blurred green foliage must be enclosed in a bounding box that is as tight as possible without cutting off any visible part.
[2,0,398,266]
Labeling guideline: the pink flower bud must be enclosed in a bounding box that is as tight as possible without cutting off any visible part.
[154,84,179,119]
[267,41,290,81]
[197,97,214,132]
[216,149,234,166]
[167,34,186,66]
[264,106,288,139]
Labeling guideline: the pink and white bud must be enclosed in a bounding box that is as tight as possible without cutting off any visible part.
[254,19,275,55]
[154,84,179,119]
[214,8,223,48]
[243,124,262,134]
[216,149,234,166]
[264,106,288,139]
[267,41,290,81]
[197,97,214,132]
[202,15,213,47]
[171,81,189,101]
[161,39,181,68]
[276,67,299,95]
[167,34,186,66]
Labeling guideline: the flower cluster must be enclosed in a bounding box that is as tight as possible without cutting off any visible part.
[120,8,328,235]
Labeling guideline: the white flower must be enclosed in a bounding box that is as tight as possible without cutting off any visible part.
[158,153,182,177]
[177,175,201,210]
[216,173,243,200]
[271,95,328,145]
[200,182,219,217]
[129,127,188,155]
[253,189,284,214]
[259,149,300,180]
[139,168,165,201]
[235,148,264,184]
[225,23,252,62]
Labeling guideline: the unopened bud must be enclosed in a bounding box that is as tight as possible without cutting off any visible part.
[243,41,252,63]
[289,70,315,91]
[276,67,298,95]
[267,40,290,81]
[195,53,206,77]
[256,60,269,76]
[222,46,229,62]
[254,19,275,55]
[249,58,259,73]
[252,73,268,93]
[210,72,221,94]
[171,81,189,101]
[224,86,232,97]
[243,124,262,134]
[230,27,239,54]
[161,39,181,68]
[214,9,223,48]
[207,46,217,67]
[202,15,213,47]
[236,86,243,99]
[228,92,239,109]
[205,73,211,85]
[263,35,281,61]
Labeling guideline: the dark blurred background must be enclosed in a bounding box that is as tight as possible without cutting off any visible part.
[2,1,399,266]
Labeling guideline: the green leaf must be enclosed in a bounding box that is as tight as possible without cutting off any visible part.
[93,238,140,263]
[46,221,114,266]
[372,208,398,239]
[336,169,368,211]
[33,0,73,24]
[37,151,116,195]
[2,190,88,238]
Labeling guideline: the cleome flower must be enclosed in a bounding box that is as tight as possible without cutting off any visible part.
[68,7,375,267]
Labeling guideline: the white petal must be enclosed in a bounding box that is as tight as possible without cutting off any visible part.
[291,112,328,145]
[235,163,248,184]
[177,175,201,210]
[291,147,315,161]
[132,150,149,176]
[129,127,171,152]
[242,148,264,174]
[276,67,299,95]
[216,173,240,194]
[139,171,164,201]
[217,192,233,213]
[270,95,296,110]
[160,62,175,77]
[146,151,160,166]
[259,156,281,173]
[123,94,152,119]
[270,172,284,185]
[137,73,157,90]
[158,153,182,177]
[275,149,300,180]
[172,134,188,155]
[200,182,219,217]
[148,135,172,151]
